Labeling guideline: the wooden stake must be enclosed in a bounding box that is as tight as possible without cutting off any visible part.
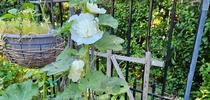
[142,52,152,100]
[106,50,112,77]
[111,55,135,100]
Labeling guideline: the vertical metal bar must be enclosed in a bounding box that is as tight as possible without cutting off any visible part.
[111,0,115,17]
[151,81,156,100]
[68,5,75,47]
[126,0,133,82]
[52,75,56,97]
[146,0,153,52]
[125,0,133,99]
[50,0,55,28]
[161,0,176,97]
[141,68,144,100]
[133,78,137,98]
[96,56,99,71]
[35,4,42,22]
[59,2,63,26]
[184,0,209,99]
[48,1,56,96]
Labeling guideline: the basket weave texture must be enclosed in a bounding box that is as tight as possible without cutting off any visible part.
[3,34,65,68]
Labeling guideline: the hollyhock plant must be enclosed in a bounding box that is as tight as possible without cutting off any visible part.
[40,1,127,99]
[68,13,103,45]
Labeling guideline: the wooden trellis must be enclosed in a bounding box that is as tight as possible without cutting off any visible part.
[93,50,164,100]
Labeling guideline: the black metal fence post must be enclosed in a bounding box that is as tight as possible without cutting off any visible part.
[151,81,156,100]
[49,0,55,28]
[58,2,63,26]
[145,0,153,52]
[133,78,137,98]
[161,0,176,97]
[125,0,133,99]
[126,0,133,82]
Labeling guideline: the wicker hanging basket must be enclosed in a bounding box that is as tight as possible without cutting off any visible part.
[3,34,65,68]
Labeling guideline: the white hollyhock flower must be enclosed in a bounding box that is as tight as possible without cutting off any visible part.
[68,59,85,82]
[69,13,103,45]
[86,2,106,14]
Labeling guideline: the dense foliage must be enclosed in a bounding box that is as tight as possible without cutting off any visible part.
[0,56,26,95]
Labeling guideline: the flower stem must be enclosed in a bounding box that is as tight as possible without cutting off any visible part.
[85,45,90,74]
[42,72,47,100]
[84,45,90,100]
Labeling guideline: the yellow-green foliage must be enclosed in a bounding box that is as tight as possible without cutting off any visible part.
[0,19,50,35]
[0,20,6,34]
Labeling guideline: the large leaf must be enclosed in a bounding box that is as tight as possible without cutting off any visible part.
[80,71,128,95]
[55,83,84,100]
[0,80,38,100]
[56,46,77,61]
[94,33,124,51]
[98,14,118,29]
[79,71,105,91]
[40,47,77,76]
[56,71,128,99]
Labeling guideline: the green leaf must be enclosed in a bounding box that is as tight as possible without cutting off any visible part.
[79,71,106,91]
[8,9,18,15]
[83,71,128,95]
[1,14,15,19]
[56,71,128,99]
[40,47,77,75]
[55,21,75,37]
[94,33,124,51]
[0,80,38,100]
[98,14,118,29]
[56,46,77,61]
[77,47,88,58]
[22,3,35,10]
[55,83,83,100]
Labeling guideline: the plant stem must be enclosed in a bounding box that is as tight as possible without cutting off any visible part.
[42,72,47,100]
[85,45,90,74]
[84,45,90,100]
